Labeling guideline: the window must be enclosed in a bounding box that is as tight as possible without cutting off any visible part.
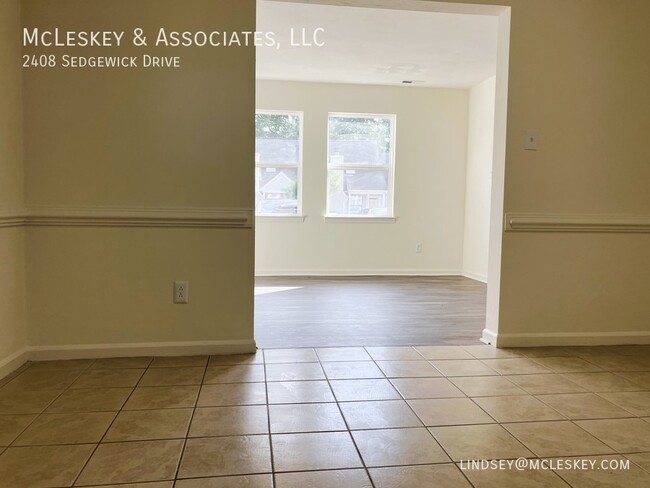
[327,113,396,217]
[255,111,303,216]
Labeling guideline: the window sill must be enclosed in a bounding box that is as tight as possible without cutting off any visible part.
[256,215,306,222]
[323,216,397,224]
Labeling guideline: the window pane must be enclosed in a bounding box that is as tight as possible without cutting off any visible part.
[256,167,299,215]
[328,115,393,166]
[255,113,300,164]
[327,169,389,216]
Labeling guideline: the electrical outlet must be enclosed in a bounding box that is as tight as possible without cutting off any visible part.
[415,243,423,253]
[174,281,189,304]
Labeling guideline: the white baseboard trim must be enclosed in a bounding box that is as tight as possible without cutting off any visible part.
[27,339,257,361]
[0,348,30,381]
[488,331,650,348]
[255,269,463,277]
[480,328,498,345]
[462,271,488,283]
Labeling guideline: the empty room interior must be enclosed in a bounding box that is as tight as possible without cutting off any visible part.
[1,0,650,487]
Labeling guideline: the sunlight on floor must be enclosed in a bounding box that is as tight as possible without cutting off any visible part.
[254,286,303,296]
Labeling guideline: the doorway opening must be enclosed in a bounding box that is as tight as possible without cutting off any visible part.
[254,0,511,349]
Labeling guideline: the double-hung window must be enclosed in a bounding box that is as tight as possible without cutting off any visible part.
[255,111,303,216]
[326,113,396,217]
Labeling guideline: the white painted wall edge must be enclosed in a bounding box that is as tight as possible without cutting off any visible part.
[462,271,488,283]
[0,340,257,379]
[485,330,650,348]
[0,206,254,229]
[505,213,650,233]
[255,269,463,277]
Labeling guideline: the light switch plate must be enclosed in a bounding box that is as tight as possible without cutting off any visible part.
[525,130,539,151]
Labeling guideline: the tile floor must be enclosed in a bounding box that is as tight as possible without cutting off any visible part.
[0,345,649,487]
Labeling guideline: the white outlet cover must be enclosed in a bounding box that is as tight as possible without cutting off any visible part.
[174,281,189,304]
[525,129,539,151]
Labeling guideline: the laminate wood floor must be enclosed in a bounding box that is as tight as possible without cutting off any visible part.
[255,276,487,348]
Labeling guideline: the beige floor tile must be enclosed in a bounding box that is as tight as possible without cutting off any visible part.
[208,353,264,366]
[366,347,423,361]
[376,361,441,378]
[178,436,271,478]
[473,395,564,422]
[575,418,650,452]
[139,367,205,386]
[463,465,569,487]
[14,412,115,445]
[450,376,527,397]
[578,355,650,372]
[276,469,371,488]
[531,356,603,373]
[537,393,634,419]
[339,400,422,430]
[315,347,371,361]
[560,372,643,392]
[272,431,362,471]
[71,369,145,388]
[86,482,174,488]
[203,365,265,384]
[414,346,474,360]
[105,408,192,441]
[480,359,551,375]
[353,428,450,467]
[408,398,495,426]
[0,444,95,488]
[618,371,650,389]
[461,345,524,359]
[189,406,268,437]
[599,391,650,416]
[269,403,346,433]
[45,387,132,413]
[176,474,272,488]
[150,356,208,368]
[197,383,267,406]
[512,347,577,358]
[430,424,533,461]
[0,389,64,414]
[2,370,82,391]
[322,361,384,380]
[568,346,623,356]
[28,359,95,371]
[626,452,650,473]
[390,377,464,399]
[267,381,334,404]
[330,379,401,401]
[0,415,36,446]
[124,386,199,410]
[370,464,471,488]
[264,348,318,363]
[613,345,650,356]
[90,357,153,369]
[431,360,498,377]
[266,362,325,382]
[506,374,586,394]
[556,455,650,487]
[77,439,184,485]
[504,421,614,457]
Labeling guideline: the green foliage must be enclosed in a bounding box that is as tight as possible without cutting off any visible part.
[329,116,392,152]
[256,113,300,139]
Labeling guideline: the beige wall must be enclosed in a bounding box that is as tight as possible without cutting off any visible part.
[255,80,469,275]
[0,0,27,370]
[462,76,495,283]
[449,0,650,343]
[21,0,256,351]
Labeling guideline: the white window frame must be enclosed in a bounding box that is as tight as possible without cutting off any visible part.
[326,112,397,220]
[255,110,304,218]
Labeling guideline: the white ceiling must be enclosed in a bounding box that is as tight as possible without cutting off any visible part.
[256,1,498,88]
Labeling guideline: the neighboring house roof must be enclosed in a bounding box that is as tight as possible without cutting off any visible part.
[260,171,295,194]
[256,138,299,163]
[344,170,388,192]
[329,140,389,165]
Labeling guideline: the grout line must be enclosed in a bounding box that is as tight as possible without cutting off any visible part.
[262,349,277,488]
